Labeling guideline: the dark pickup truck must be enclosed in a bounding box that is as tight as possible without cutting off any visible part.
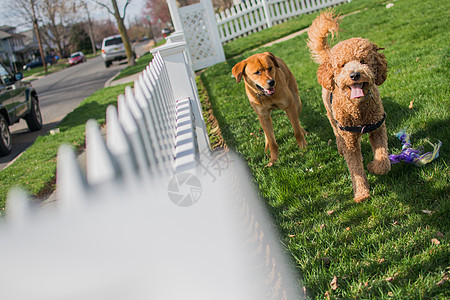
[0,62,42,156]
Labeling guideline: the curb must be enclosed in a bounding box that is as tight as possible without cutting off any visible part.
[104,71,121,88]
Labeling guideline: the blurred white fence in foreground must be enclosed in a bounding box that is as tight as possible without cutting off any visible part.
[0,33,304,299]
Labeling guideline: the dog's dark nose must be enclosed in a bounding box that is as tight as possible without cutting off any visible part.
[350,72,361,81]
[267,79,275,87]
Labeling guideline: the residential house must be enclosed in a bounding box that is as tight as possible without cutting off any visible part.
[0,26,39,72]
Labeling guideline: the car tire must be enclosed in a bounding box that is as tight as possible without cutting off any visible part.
[0,114,12,156]
[25,95,43,131]
[105,61,111,68]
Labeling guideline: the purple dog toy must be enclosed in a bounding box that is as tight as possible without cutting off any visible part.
[389,129,442,166]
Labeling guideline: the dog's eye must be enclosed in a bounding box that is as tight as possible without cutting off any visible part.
[341,63,346,68]
[254,71,261,75]
[268,67,273,71]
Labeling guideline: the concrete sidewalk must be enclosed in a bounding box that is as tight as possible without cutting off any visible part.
[104,72,141,87]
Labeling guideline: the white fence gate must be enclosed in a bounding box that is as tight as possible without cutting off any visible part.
[216,0,350,43]
[0,33,304,299]
[168,0,226,71]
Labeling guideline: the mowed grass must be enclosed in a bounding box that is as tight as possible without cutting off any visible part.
[201,0,449,298]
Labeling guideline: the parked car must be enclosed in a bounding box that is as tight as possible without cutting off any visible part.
[101,35,127,68]
[0,62,42,156]
[68,51,86,66]
[23,55,57,70]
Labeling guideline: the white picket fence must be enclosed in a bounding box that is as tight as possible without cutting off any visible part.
[216,0,350,43]
[0,33,304,299]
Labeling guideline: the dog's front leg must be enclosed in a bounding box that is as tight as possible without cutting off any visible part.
[367,124,391,175]
[283,104,307,149]
[257,112,279,165]
[341,133,370,202]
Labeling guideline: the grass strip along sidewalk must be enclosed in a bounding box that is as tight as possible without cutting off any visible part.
[200,0,449,298]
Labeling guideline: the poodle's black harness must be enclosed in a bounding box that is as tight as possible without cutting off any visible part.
[330,92,386,134]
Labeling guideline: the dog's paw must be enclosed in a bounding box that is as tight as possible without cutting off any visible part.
[265,162,274,168]
[297,138,308,149]
[354,192,370,203]
[367,159,391,175]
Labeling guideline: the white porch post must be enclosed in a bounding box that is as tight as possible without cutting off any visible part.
[166,0,183,32]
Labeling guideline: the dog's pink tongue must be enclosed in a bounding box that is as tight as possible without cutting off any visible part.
[265,88,275,95]
[350,83,364,99]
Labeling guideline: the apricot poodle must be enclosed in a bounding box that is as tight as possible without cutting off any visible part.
[307,10,391,202]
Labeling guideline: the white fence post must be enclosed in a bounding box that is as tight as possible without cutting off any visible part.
[262,0,273,28]
[151,41,211,154]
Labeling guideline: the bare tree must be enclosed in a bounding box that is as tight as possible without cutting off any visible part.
[92,19,118,43]
[7,0,48,72]
[82,1,97,55]
[40,0,72,57]
[94,0,135,66]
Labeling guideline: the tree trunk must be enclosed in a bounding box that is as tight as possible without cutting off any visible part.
[85,3,97,55]
[33,19,47,73]
[111,0,135,66]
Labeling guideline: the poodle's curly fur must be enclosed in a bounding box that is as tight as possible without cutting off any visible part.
[307,10,391,202]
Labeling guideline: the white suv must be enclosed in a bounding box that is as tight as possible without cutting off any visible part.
[101,35,127,68]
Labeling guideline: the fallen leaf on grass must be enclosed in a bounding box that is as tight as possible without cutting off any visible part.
[249,132,259,139]
[437,273,449,286]
[431,238,441,245]
[325,291,331,299]
[331,276,338,290]
[320,224,325,229]
[288,234,295,238]
[436,231,444,238]
[345,227,350,231]
[421,209,434,214]
[409,100,414,109]
[327,210,334,215]
[386,273,399,282]
[378,258,385,263]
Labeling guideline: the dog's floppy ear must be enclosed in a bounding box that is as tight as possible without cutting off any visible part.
[317,61,334,91]
[374,46,388,86]
[232,60,247,83]
[265,52,280,68]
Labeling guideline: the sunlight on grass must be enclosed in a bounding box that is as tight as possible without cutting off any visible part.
[201,0,449,298]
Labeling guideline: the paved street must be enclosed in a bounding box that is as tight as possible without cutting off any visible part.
[0,55,126,170]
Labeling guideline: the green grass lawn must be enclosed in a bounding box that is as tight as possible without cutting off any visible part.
[201,0,449,298]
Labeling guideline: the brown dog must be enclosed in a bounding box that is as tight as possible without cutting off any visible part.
[232,52,307,166]
[307,11,391,202]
